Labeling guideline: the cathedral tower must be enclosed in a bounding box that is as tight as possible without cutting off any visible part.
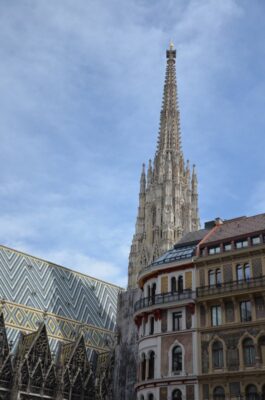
[128,43,200,289]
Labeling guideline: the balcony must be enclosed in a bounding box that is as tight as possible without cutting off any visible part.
[134,289,195,313]
[196,275,265,298]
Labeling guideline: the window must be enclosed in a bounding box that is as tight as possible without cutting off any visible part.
[243,338,255,366]
[149,317,154,335]
[213,386,225,400]
[235,239,248,249]
[178,276,183,292]
[252,236,261,245]
[244,263,251,280]
[212,341,224,369]
[240,300,252,322]
[211,305,221,326]
[143,320,146,336]
[258,336,265,365]
[237,264,243,280]
[209,246,221,255]
[237,264,251,281]
[148,395,154,400]
[216,269,221,286]
[171,277,176,293]
[209,270,215,286]
[172,312,182,331]
[140,396,144,400]
[172,346,182,372]
[141,354,146,381]
[209,269,222,286]
[151,283,156,304]
[172,389,182,400]
[246,385,258,400]
[224,243,232,251]
[148,351,155,379]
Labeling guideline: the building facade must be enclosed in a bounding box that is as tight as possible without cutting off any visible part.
[133,214,265,400]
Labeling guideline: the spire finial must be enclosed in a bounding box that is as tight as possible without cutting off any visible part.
[169,40,174,50]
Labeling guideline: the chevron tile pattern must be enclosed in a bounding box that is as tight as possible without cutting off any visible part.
[0,245,122,353]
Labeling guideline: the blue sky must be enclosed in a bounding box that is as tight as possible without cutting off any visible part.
[0,0,265,287]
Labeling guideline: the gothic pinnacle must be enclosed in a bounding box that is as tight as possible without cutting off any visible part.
[140,163,146,194]
[147,159,152,187]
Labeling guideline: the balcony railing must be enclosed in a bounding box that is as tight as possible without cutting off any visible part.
[134,289,195,312]
[197,275,265,298]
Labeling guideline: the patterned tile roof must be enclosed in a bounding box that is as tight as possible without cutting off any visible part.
[0,244,122,354]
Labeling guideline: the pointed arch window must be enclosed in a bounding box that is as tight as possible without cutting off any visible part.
[172,346,182,372]
[212,341,223,369]
[172,389,182,400]
[243,338,255,366]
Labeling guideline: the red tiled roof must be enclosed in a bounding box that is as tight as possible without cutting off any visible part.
[203,213,265,244]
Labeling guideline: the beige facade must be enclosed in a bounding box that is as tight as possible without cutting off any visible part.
[134,215,265,400]
[196,219,265,400]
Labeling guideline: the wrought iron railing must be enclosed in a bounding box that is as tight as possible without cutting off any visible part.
[196,275,265,297]
[134,289,195,312]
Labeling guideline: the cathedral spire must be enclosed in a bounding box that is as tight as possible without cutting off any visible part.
[128,45,200,289]
[156,42,181,158]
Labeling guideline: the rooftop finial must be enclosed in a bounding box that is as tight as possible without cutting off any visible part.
[169,40,174,50]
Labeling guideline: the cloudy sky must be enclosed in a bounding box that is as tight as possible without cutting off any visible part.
[0,0,265,287]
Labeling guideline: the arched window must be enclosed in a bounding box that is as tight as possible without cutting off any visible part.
[148,351,155,379]
[171,277,176,293]
[246,384,258,400]
[141,354,146,381]
[172,346,182,372]
[212,341,223,369]
[213,386,225,400]
[216,269,221,286]
[262,384,265,400]
[140,396,144,400]
[237,264,251,281]
[244,263,251,280]
[178,276,183,293]
[209,270,215,286]
[243,338,255,366]
[172,389,182,400]
[147,285,151,301]
[148,394,154,400]
[151,284,156,304]
[259,336,265,366]
[236,264,243,281]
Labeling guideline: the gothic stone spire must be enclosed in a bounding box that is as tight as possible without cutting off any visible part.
[128,44,200,289]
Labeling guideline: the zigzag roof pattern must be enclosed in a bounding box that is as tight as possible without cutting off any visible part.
[0,244,122,354]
